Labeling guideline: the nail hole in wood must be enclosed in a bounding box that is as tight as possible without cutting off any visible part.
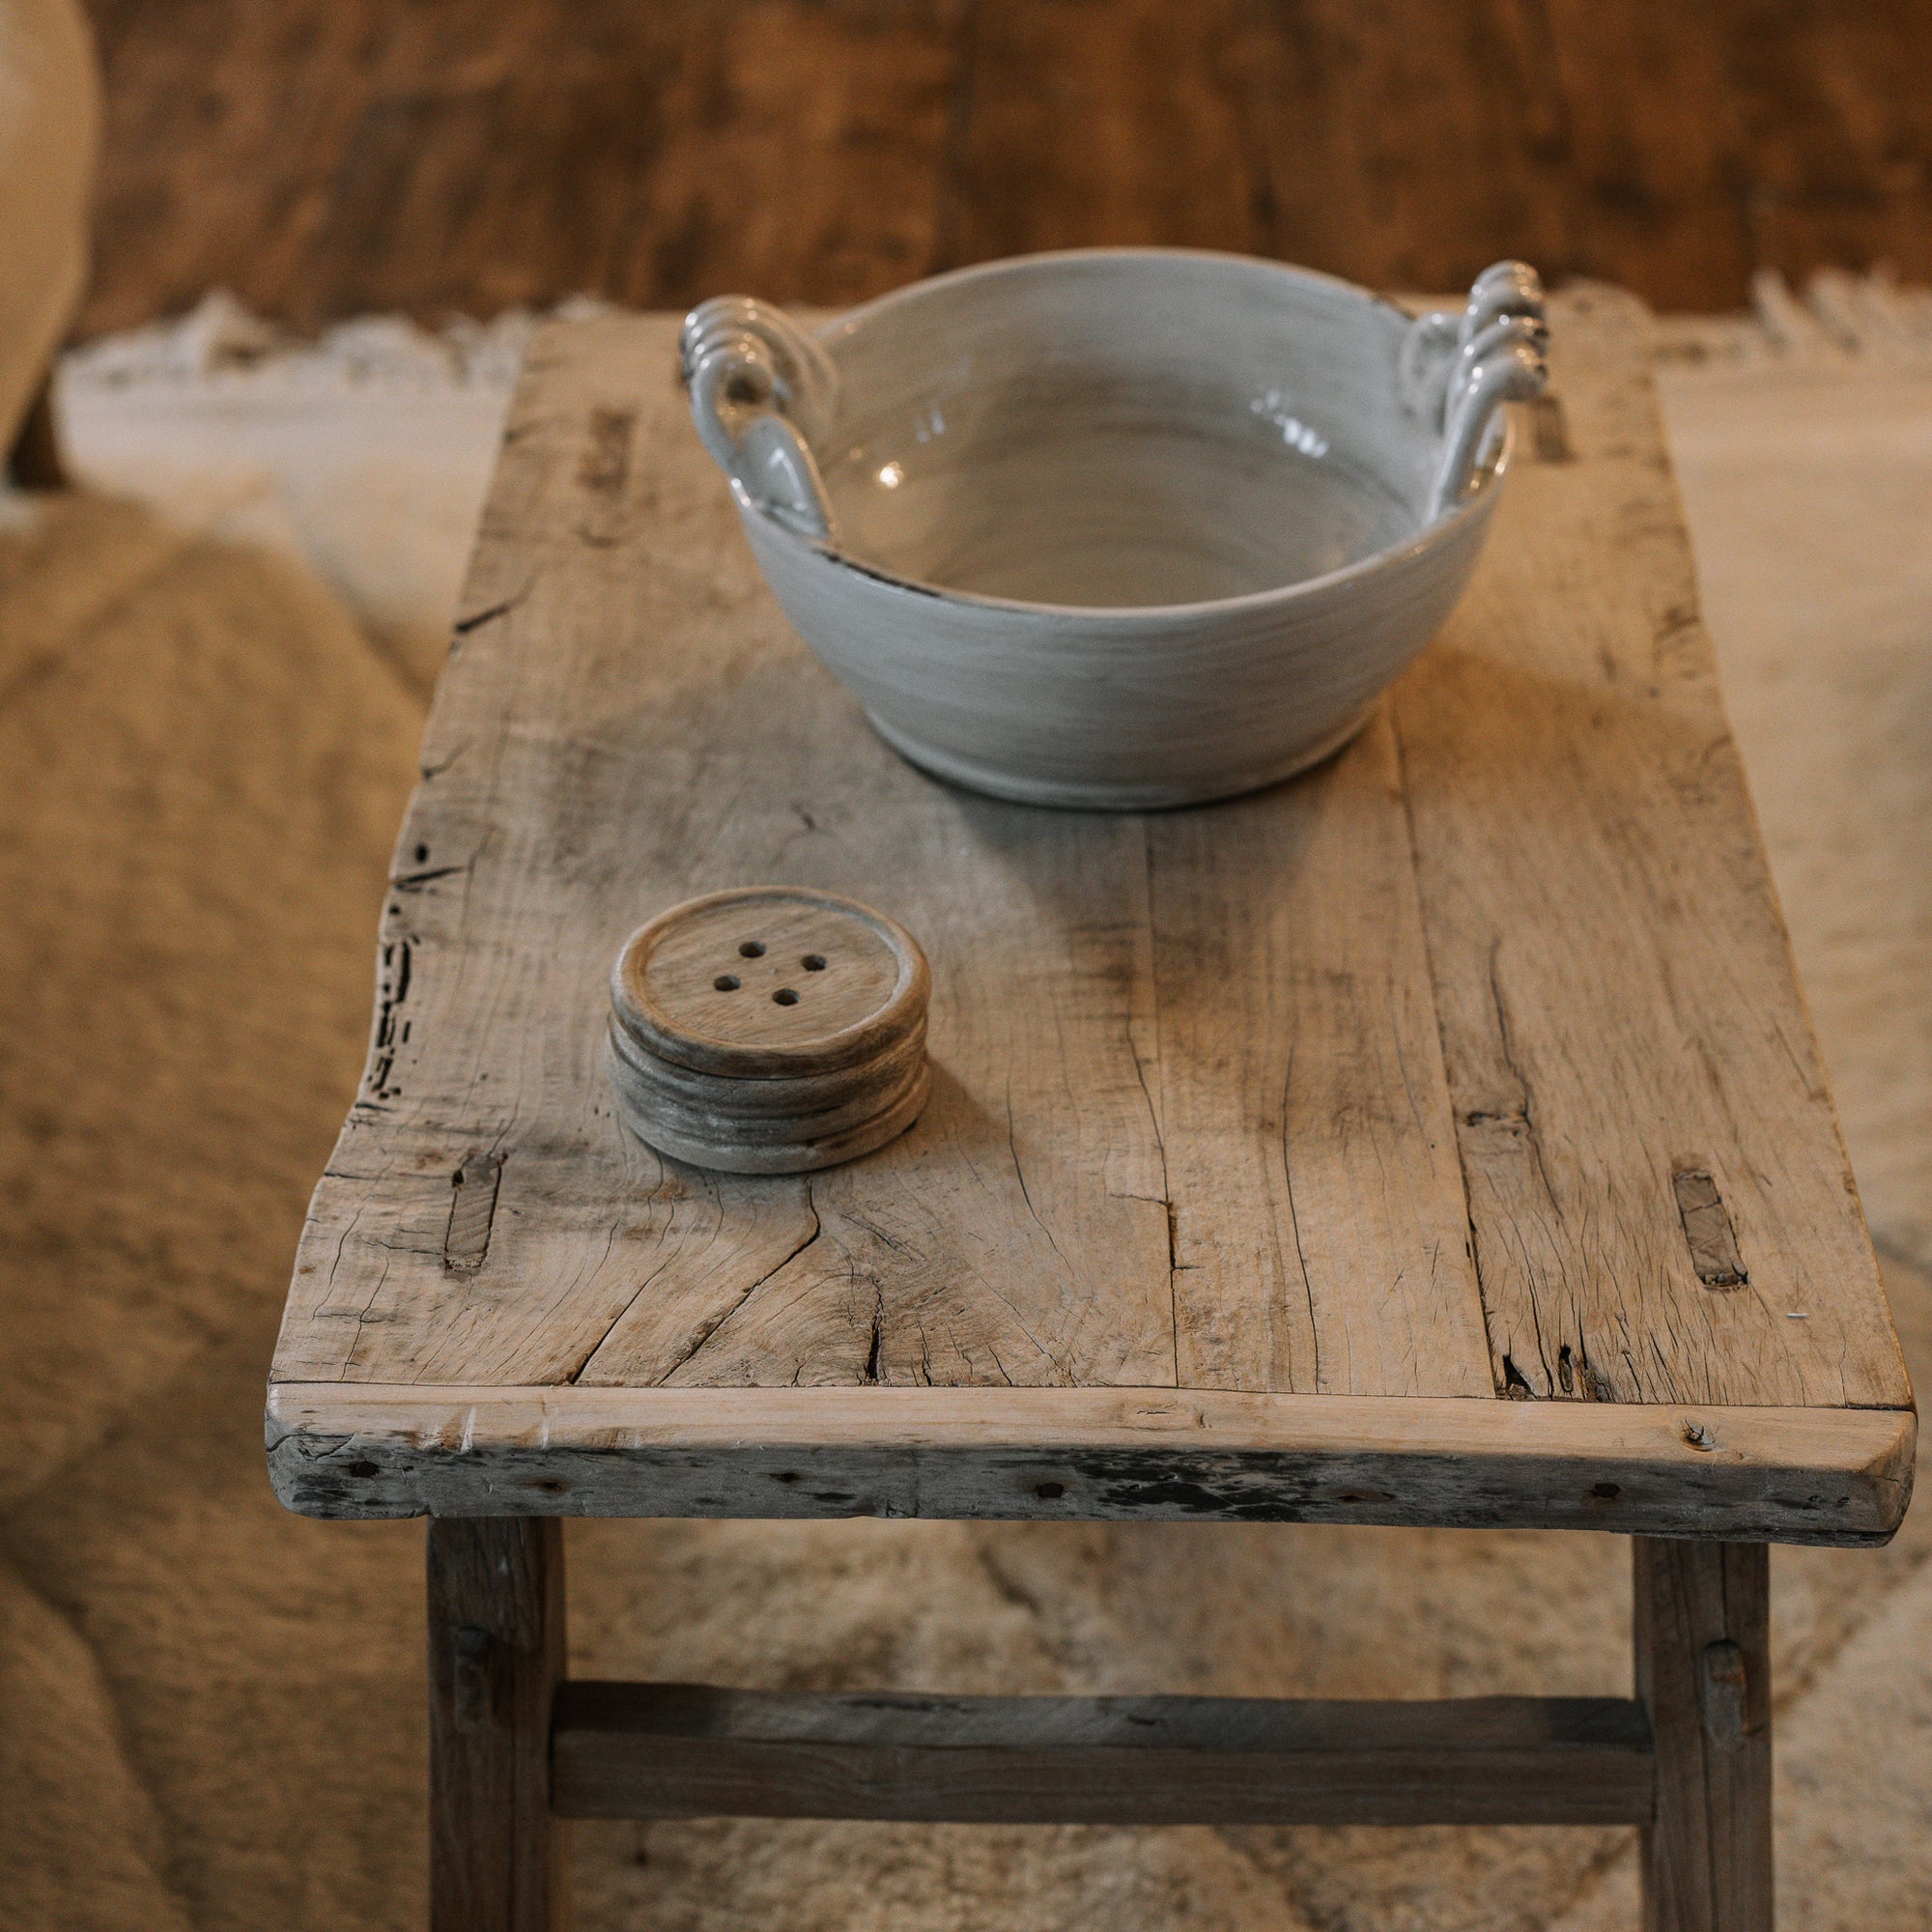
[739,940,766,957]
[714,974,741,991]
[803,953,827,971]
[1035,1482,1065,1499]
[773,987,800,1006]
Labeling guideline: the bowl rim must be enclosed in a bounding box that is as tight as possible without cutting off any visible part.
[749,244,1508,624]
[820,242,1423,346]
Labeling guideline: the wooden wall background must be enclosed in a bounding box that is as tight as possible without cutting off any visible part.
[77,0,1932,336]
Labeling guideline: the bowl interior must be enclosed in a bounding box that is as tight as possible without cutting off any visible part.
[813,252,1437,609]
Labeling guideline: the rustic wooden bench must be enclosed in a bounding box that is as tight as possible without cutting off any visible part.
[268,288,1916,1932]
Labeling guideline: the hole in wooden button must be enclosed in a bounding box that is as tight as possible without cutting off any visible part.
[714,974,741,992]
[803,953,827,971]
[773,987,800,1006]
[739,940,766,957]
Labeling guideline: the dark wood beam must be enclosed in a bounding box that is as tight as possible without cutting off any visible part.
[552,1681,1656,1827]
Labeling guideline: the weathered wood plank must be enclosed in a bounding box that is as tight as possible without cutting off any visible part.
[1392,284,1912,1410]
[271,305,1494,1401]
[1634,1538,1773,1932]
[552,1682,1655,1826]
[270,297,1912,1528]
[1151,708,1492,1396]
[273,311,1176,1394]
[427,1517,566,1932]
[266,1381,1917,1544]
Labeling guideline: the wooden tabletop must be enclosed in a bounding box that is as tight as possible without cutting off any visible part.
[268,287,1916,1545]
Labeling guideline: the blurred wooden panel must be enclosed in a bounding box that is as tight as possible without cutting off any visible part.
[77,0,1932,335]
[1238,0,1581,297]
[81,0,391,331]
[944,0,1279,263]
[1528,2,1754,312]
[1723,0,1932,294]
[82,0,965,331]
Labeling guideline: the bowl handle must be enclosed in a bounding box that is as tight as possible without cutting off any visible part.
[680,297,839,540]
[1399,262,1550,520]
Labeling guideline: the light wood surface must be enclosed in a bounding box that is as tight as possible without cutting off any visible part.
[1393,287,1901,1409]
[270,288,1914,1539]
[427,1518,566,1932]
[613,886,925,1074]
[1634,1538,1773,1932]
[1150,706,1493,1395]
[551,1681,1655,1826]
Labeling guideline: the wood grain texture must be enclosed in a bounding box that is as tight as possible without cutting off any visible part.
[427,1518,566,1932]
[1634,1538,1773,1932]
[1391,283,1911,1410]
[271,294,1906,1409]
[268,293,1912,1534]
[271,307,1472,1402]
[266,1382,1916,1544]
[1151,708,1492,1398]
[552,1681,1655,1826]
[77,0,1932,338]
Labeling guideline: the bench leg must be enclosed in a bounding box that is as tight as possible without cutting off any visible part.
[428,1518,568,1931]
[1634,1538,1771,1932]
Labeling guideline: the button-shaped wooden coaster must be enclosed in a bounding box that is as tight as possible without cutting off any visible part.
[608,886,931,1174]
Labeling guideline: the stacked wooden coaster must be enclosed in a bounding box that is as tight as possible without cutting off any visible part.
[608,886,931,1175]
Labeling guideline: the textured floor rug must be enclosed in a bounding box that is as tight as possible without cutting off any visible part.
[3,276,1927,1928]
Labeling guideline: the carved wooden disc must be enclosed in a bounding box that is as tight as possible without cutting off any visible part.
[608,886,931,1174]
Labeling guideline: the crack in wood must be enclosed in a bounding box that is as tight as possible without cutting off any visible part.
[597,1187,825,1384]
[365,936,412,1100]
[390,863,469,891]
[452,587,528,636]
[863,1282,885,1384]
[1278,1040,1321,1393]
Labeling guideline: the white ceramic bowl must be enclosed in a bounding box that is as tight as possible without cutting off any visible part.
[682,248,1548,810]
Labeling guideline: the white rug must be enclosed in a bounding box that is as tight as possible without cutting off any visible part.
[0,274,1922,1929]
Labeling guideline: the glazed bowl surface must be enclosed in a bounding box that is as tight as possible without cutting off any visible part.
[684,248,1547,809]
